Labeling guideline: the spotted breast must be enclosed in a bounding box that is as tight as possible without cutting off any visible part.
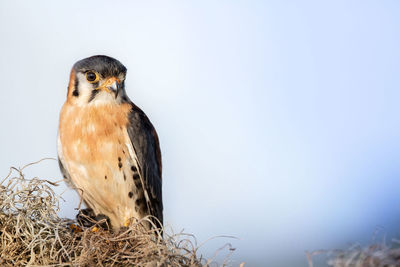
[58,102,148,229]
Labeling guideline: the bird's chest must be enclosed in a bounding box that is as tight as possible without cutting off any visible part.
[60,103,132,164]
[59,103,143,225]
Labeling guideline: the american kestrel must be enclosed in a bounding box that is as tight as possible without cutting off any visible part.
[57,55,162,230]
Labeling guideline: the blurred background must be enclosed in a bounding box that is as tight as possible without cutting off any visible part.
[1,1,400,266]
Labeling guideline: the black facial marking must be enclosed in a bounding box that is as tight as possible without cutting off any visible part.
[123,173,126,181]
[88,89,99,102]
[128,192,133,198]
[118,162,123,169]
[72,78,79,96]
[131,166,137,172]
[133,173,140,180]
[105,175,107,179]
[122,96,128,102]
[122,150,125,154]
[118,157,121,161]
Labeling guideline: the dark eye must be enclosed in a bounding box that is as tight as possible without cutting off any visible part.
[85,71,99,83]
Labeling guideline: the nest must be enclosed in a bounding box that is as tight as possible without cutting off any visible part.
[0,160,234,266]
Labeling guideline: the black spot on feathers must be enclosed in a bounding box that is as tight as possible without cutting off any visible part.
[133,174,140,186]
[135,197,145,206]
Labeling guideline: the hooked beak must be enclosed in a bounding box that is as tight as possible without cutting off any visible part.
[96,77,120,93]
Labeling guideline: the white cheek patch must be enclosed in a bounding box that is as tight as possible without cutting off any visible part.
[74,73,94,106]
[74,72,119,106]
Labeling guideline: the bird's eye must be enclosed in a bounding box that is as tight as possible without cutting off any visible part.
[85,71,99,83]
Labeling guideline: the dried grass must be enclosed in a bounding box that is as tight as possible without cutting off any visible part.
[0,160,234,266]
[306,235,400,267]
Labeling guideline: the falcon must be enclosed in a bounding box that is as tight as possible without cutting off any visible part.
[57,55,162,231]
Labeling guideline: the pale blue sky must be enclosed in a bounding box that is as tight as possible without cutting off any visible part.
[1,1,400,266]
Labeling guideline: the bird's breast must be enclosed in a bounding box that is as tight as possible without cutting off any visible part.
[58,102,145,227]
[59,103,132,163]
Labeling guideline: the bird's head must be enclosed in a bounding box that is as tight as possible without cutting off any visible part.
[66,55,129,105]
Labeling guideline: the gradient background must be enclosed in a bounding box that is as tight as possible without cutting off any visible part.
[1,1,400,266]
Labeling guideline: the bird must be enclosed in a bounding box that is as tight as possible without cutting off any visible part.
[57,55,163,231]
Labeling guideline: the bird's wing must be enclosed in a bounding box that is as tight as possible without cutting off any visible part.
[126,103,163,226]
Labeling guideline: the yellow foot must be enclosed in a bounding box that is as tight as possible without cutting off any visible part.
[124,218,131,227]
[91,226,99,232]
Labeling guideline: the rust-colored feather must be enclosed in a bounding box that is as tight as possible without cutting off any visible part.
[59,103,132,163]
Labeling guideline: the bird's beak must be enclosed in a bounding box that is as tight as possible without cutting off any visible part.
[96,77,120,93]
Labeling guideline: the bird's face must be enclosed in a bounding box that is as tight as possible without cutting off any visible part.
[67,55,129,106]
